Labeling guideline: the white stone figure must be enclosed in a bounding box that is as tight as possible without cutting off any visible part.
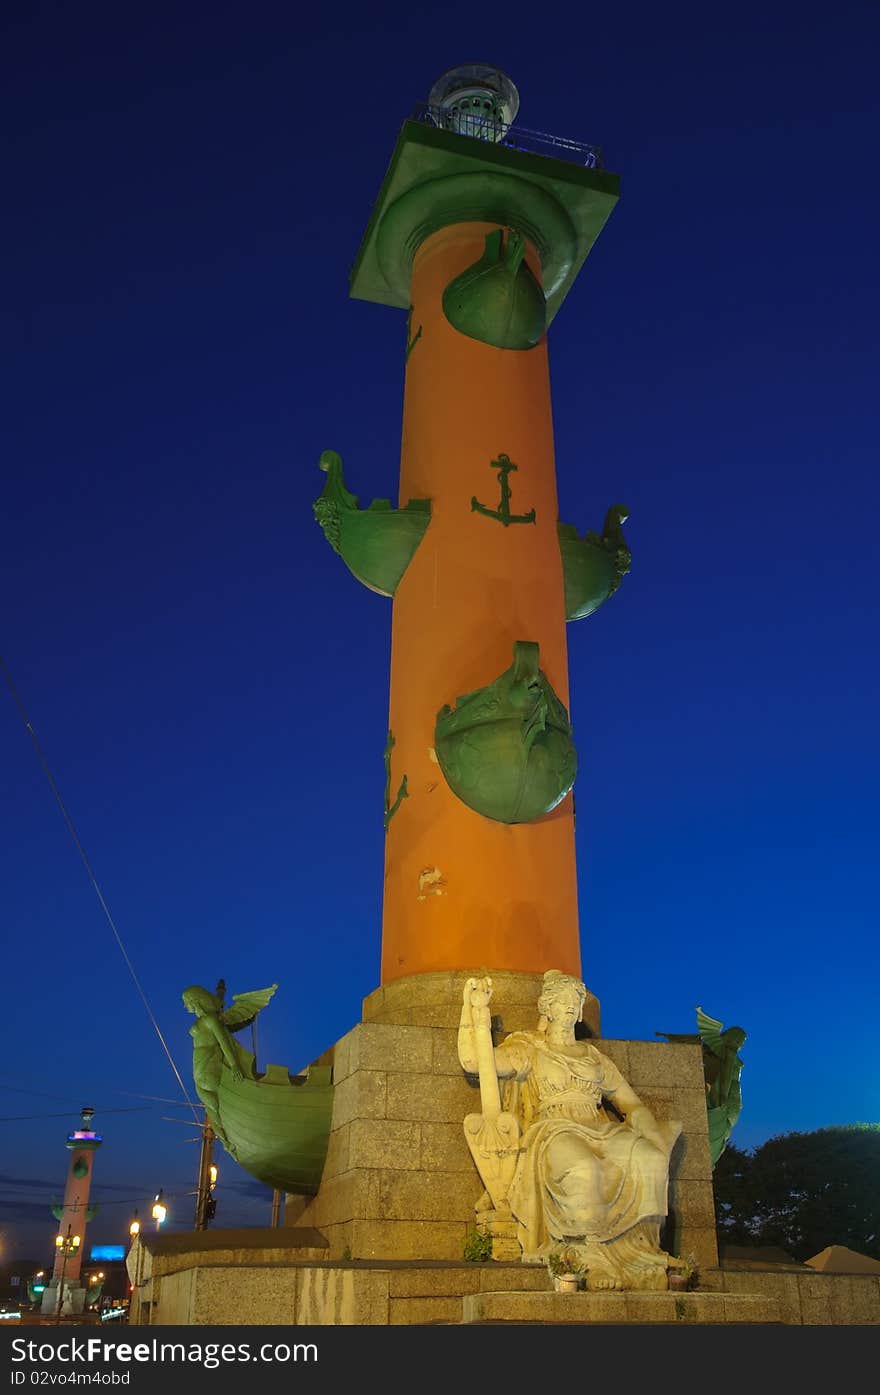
[458,970,682,1290]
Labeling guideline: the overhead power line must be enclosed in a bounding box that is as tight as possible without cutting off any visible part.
[1,654,199,1125]
[0,1107,158,1123]
[0,1081,188,1108]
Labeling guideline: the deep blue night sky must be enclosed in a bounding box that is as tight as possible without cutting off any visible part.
[2,1,878,1260]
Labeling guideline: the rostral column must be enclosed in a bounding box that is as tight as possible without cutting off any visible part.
[314,65,628,987]
[44,1106,102,1315]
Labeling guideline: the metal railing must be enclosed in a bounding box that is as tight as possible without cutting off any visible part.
[410,102,603,170]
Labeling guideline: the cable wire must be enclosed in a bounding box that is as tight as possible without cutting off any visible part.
[0,1081,188,1107]
[1,655,200,1125]
[0,1107,157,1123]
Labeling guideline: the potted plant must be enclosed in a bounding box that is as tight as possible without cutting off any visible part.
[463,1226,493,1263]
[546,1247,586,1293]
[667,1254,698,1291]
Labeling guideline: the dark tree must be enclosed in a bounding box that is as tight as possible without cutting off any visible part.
[713,1125,880,1261]
[713,1141,756,1248]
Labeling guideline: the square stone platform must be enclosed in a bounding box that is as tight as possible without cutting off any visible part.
[127,1242,880,1325]
[294,970,719,1276]
[127,974,880,1325]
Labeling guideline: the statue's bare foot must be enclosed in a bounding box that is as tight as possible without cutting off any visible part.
[589,1274,621,1290]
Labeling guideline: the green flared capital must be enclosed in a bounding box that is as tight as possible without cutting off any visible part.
[435,640,577,823]
[350,120,619,327]
[313,450,431,597]
[558,504,631,621]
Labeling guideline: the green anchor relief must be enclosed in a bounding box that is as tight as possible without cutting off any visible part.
[472,453,536,527]
[313,451,431,597]
[434,640,577,824]
[383,730,409,831]
[442,228,545,350]
[557,504,631,621]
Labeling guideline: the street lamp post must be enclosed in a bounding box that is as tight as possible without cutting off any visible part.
[86,1271,105,1309]
[206,1160,218,1225]
[151,1191,166,1231]
[194,1124,216,1230]
[127,1210,142,1323]
[54,1225,81,1323]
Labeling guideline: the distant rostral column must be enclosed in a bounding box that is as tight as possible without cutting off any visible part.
[315,66,628,985]
[43,1107,102,1315]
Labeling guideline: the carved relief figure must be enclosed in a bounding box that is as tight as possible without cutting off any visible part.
[458,971,681,1290]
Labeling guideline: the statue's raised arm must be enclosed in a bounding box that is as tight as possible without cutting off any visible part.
[458,977,494,1079]
[458,976,522,1252]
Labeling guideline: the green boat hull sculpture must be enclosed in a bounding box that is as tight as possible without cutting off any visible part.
[313,450,431,597]
[215,1046,332,1195]
[558,504,631,621]
[183,982,333,1196]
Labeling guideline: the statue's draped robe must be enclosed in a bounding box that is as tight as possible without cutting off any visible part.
[499,1033,671,1258]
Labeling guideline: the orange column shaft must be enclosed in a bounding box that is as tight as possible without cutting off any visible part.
[381,222,581,984]
[52,1147,92,1282]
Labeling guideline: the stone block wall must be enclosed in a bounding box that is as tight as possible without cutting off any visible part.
[599,1039,718,1274]
[718,1268,880,1325]
[133,1255,880,1326]
[361,970,601,1036]
[295,1017,478,1260]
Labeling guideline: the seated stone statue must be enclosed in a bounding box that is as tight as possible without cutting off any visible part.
[458,970,682,1290]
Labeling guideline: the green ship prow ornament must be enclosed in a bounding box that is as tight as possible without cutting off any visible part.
[558,504,631,621]
[655,1006,747,1169]
[183,982,333,1195]
[442,227,546,350]
[313,450,431,597]
[434,640,577,823]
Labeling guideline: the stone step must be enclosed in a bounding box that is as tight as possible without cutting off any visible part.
[385,1261,551,1324]
[462,1290,781,1324]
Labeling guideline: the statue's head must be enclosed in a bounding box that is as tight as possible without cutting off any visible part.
[182,985,220,1016]
[537,970,586,1027]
